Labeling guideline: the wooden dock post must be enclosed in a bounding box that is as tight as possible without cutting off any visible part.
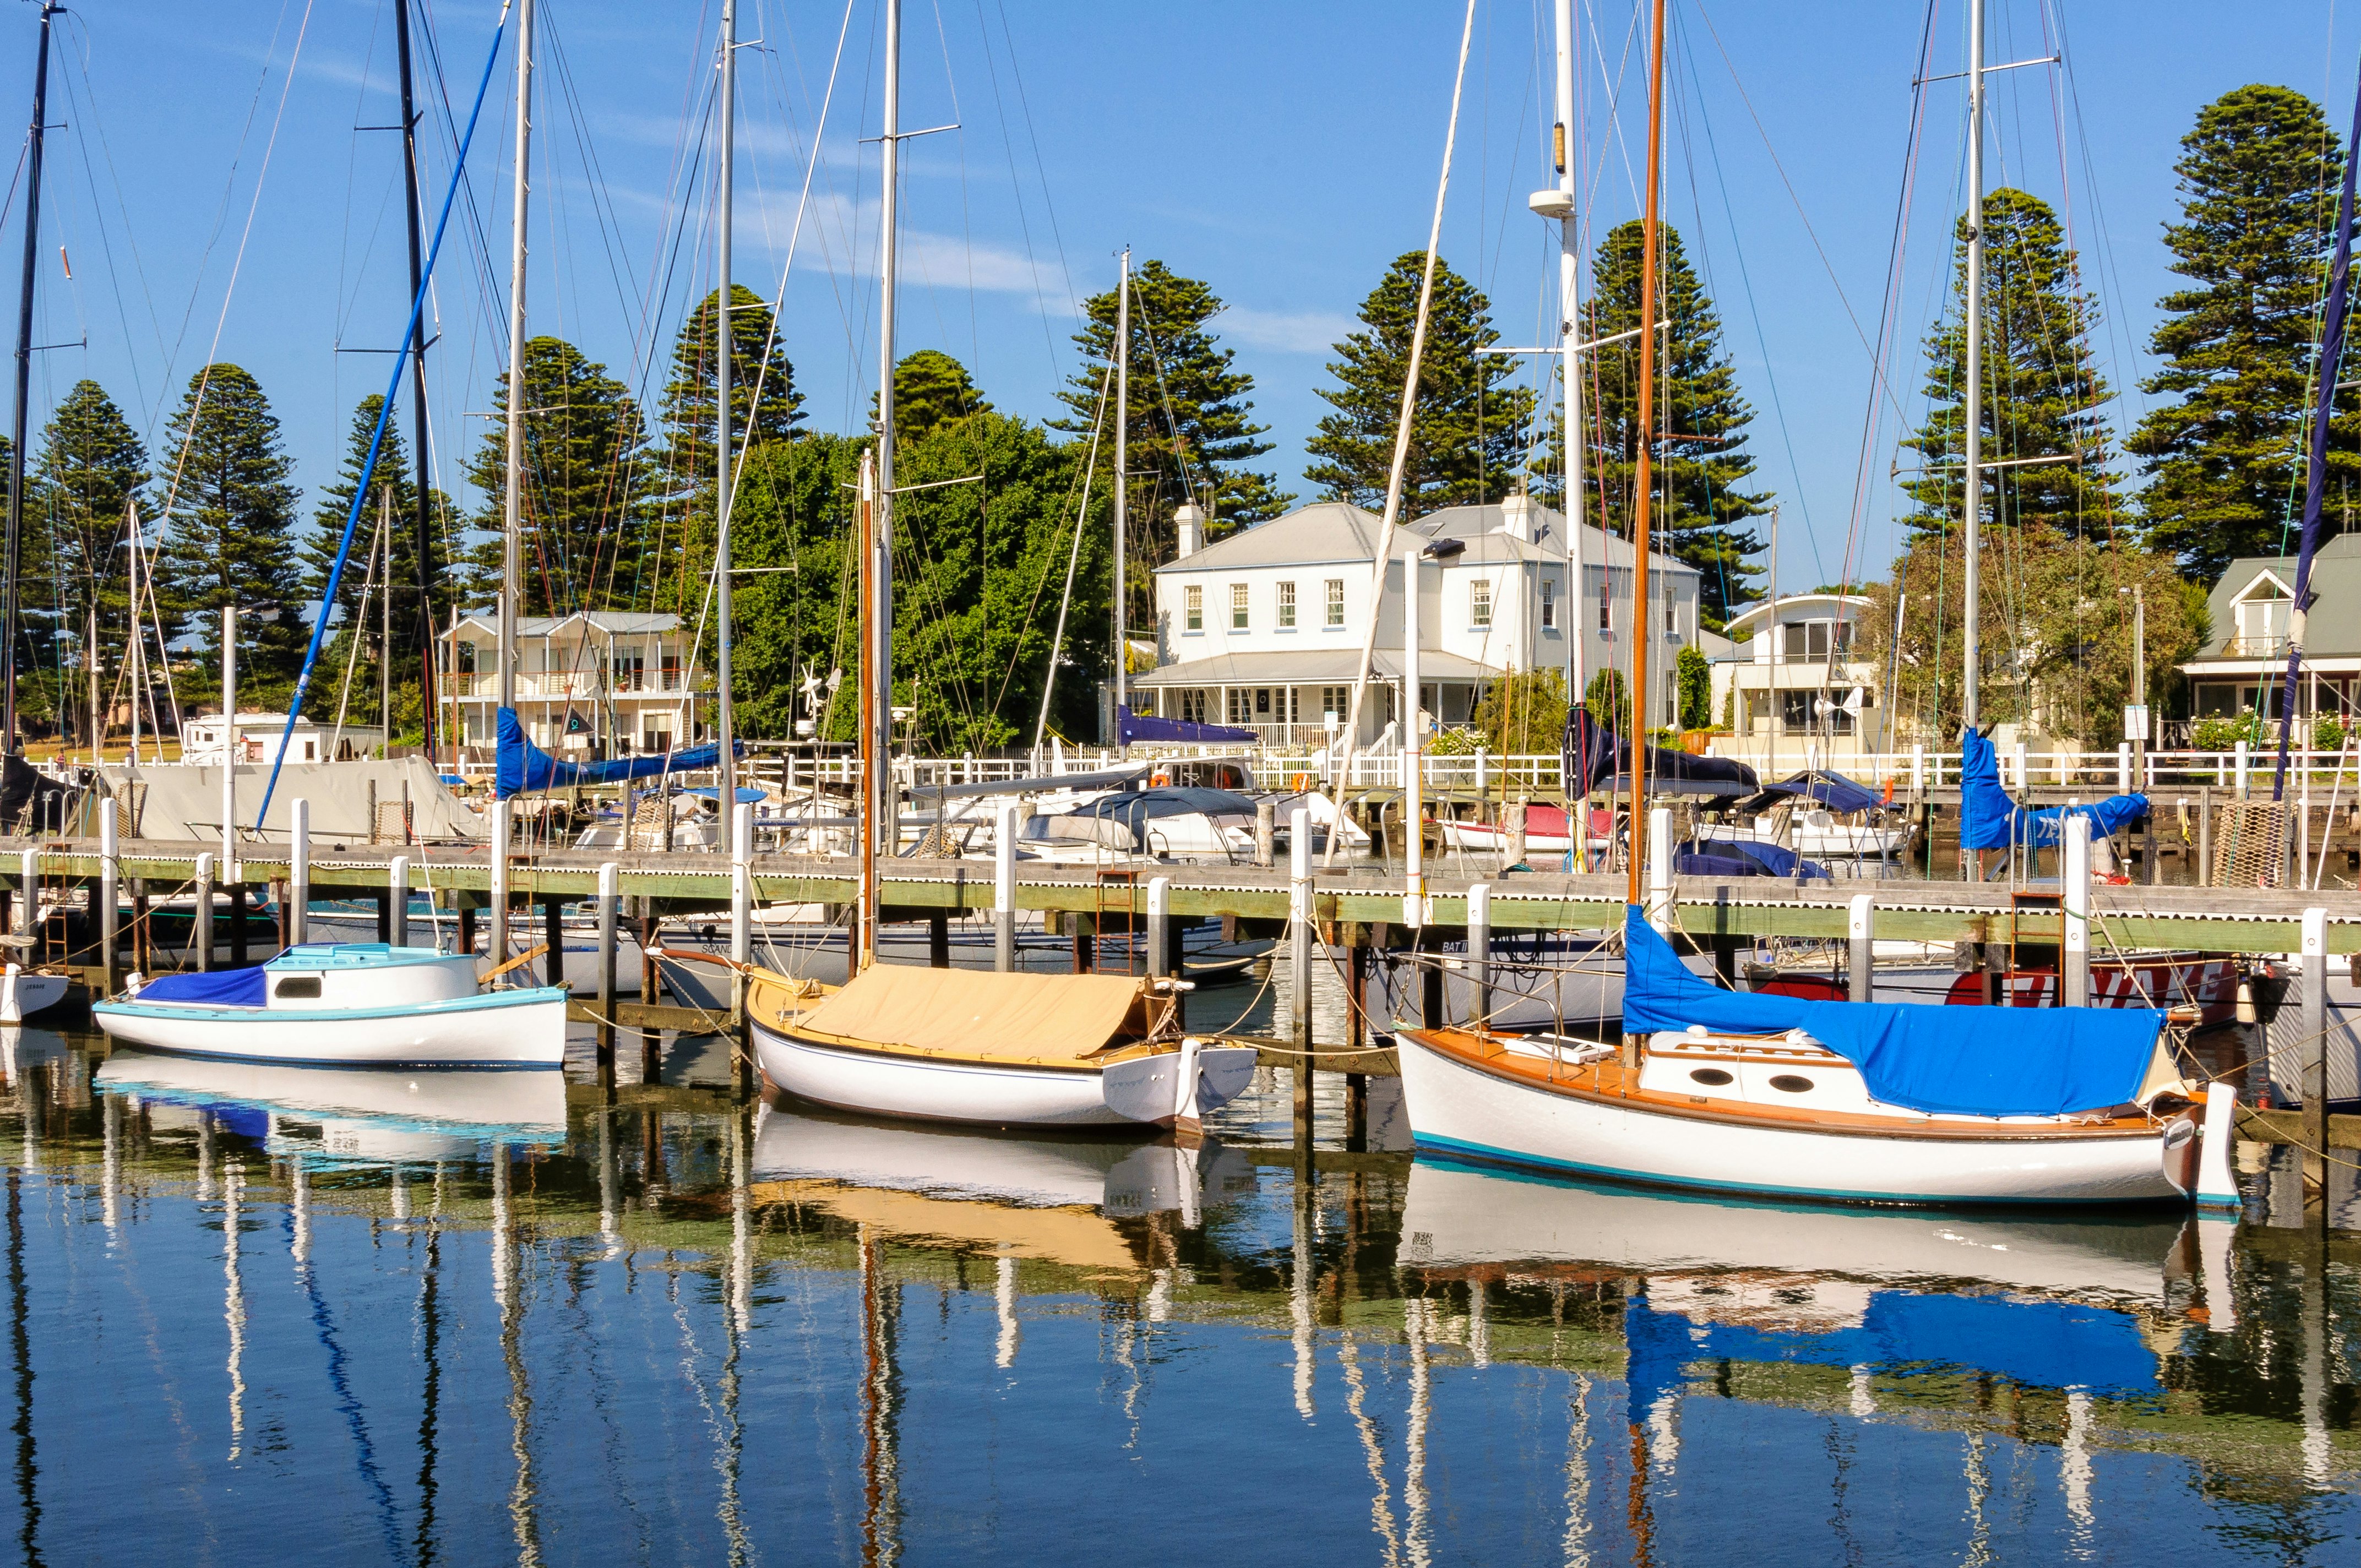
[730,801,753,1027]
[192,853,213,972]
[1504,799,1527,869]
[1345,941,1369,1152]
[1847,892,1873,1004]
[99,810,119,994]
[1468,880,1493,1026]
[456,903,476,960]
[289,798,311,945]
[1290,809,1314,1132]
[595,862,619,1076]
[2303,907,2328,1178]
[2063,815,2091,1009]
[1255,799,1276,869]
[993,802,1018,973]
[543,899,564,990]
[2198,785,2215,886]
[388,856,409,947]
[373,884,391,943]
[1146,874,1174,1026]
[230,882,249,966]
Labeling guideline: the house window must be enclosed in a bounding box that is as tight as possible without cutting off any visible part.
[1321,685,1348,723]
[1226,689,1253,725]
[2238,593,2289,650]
[1597,576,1612,631]
[1471,579,1493,628]
[1541,578,1557,629]
[1184,585,1204,632]
[1325,578,1346,627]
[1278,581,1297,628]
[1783,621,1835,662]
[1179,690,1208,724]
[612,652,644,692]
[1231,583,1250,630]
[1663,586,1678,636]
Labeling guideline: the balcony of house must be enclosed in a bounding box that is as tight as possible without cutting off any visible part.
[443,667,698,700]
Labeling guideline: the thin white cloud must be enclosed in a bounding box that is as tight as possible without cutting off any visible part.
[1212,306,1356,355]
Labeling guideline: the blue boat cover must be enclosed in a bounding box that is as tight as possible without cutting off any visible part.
[1622,1289,2158,1413]
[1751,769,1881,815]
[1119,704,1256,745]
[1959,729,2147,851]
[495,706,742,798]
[135,966,268,1007]
[1620,905,2162,1117]
[1680,837,1830,880]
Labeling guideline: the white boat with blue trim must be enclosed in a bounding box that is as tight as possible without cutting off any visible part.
[91,943,568,1068]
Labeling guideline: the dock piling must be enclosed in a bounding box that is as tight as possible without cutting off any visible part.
[2303,907,2329,1169]
[544,899,563,989]
[2063,815,2091,1009]
[99,811,118,994]
[993,802,1017,973]
[388,856,409,947]
[596,862,619,1074]
[1256,799,1275,869]
[730,804,753,1068]
[289,799,310,945]
[192,852,213,972]
[2199,785,2215,886]
[1847,892,1873,1003]
[1469,880,1493,1025]
[1504,800,1527,869]
[1290,810,1314,1132]
[1345,941,1368,1151]
[230,882,249,966]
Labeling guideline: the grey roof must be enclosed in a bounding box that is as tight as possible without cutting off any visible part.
[1131,647,1503,687]
[454,610,682,636]
[2191,533,2361,661]
[1145,497,1709,580]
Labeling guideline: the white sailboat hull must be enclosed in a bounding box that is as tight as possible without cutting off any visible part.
[1396,1030,2184,1205]
[752,1017,1256,1130]
[90,987,570,1068]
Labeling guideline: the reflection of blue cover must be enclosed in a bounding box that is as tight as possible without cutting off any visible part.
[1623,1289,2158,1413]
[1622,905,2160,1117]
[496,706,741,798]
[1960,729,2146,851]
[136,967,267,1006]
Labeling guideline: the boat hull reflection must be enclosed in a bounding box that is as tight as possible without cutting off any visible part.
[94,1052,567,1164]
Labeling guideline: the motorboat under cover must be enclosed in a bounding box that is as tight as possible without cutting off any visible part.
[1959,728,2146,851]
[1025,786,1256,851]
[782,965,1160,1060]
[1620,906,2165,1118]
[135,967,269,1006]
[1738,769,1883,816]
[1674,838,1828,879]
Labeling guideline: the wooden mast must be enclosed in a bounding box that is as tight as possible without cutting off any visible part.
[1625,0,1668,912]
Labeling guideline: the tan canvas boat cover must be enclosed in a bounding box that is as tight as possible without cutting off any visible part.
[791,964,1146,1061]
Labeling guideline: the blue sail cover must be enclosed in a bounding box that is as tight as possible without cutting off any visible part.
[1118,705,1256,745]
[1677,838,1829,880]
[135,967,268,1007]
[495,706,741,799]
[1958,728,2146,852]
[1620,905,2162,1117]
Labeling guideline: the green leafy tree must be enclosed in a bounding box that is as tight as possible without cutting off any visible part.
[1471,666,1569,755]
[1056,258,1290,548]
[2128,85,2358,580]
[655,284,802,506]
[876,349,992,448]
[704,431,866,741]
[300,395,459,671]
[1584,667,1628,730]
[1901,188,2124,542]
[156,363,307,688]
[1676,644,1713,730]
[1574,221,1769,628]
[459,336,652,616]
[1305,252,1533,514]
[28,380,148,743]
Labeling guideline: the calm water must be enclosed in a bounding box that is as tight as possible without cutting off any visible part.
[0,1019,2353,1567]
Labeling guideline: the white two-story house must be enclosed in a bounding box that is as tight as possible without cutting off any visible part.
[442,611,703,759]
[1708,592,1885,768]
[1133,494,1704,748]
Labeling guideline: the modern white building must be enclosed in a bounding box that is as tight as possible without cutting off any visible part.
[1707,592,1885,767]
[1132,495,1705,748]
[440,611,702,758]
[179,710,386,766]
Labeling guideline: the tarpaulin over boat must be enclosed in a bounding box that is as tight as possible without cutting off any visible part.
[1677,837,1829,880]
[1118,704,1256,745]
[495,706,741,798]
[1742,769,1881,816]
[1562,708,1759,798]
[134,967,268,1007]
[1620,1289,2158,1414]
[1958,728,2146,852]
[1620,905,2163,1117]
[788,965,1150,1061]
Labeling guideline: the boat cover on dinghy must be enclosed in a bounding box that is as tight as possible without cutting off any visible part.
[785,965,1151,1061]
[1958,728,2146,852]
[134,967,267,1006]
[1620,906,2164,1118]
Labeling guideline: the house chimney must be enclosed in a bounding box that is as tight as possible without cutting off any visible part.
[1174,502,1206,560]
[1498,488,1538,543]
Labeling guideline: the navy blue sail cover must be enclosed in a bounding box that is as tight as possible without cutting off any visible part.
[1958,728,2146,852]
[1118,704,1256,745]
[1620,905,2162,1117]
[1678,837,1829,880]
[135,967,268,1007]
[496,706,742,798]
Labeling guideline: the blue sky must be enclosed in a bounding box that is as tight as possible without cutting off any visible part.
[3,0,2351,598]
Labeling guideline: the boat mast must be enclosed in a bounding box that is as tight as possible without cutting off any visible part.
[3,3,59,753]
[1551,0,1584,706]
[393,0,437,756]
[1113,246,1129,751]
[1625,0,1667,911]
[714,0,738,809]
[494,0,534,962]
[1960,0,1985,737]
[859,0,903,973]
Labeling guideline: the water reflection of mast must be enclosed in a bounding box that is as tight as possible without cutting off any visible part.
[494,1151,543,1565]
[8,1168,40,1566]
[414,1166,445,1568]
[858,1227,902,1568]
[1562,1375,1593,1567]
[1403,1298,1433,1568]
[716,1110,750,1566]
[100,1092,120,1233]
[223,1160,248,1462]
[1337,1334,1401,1567]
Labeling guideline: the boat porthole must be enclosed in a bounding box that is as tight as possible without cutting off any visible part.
[1768,1074,1815,1093]
[273,976,322,1000]
[1688,1068,1734,1087]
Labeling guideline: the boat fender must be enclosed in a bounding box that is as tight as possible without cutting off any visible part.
[121,969,144,1000]
[1151,769,1170,788]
